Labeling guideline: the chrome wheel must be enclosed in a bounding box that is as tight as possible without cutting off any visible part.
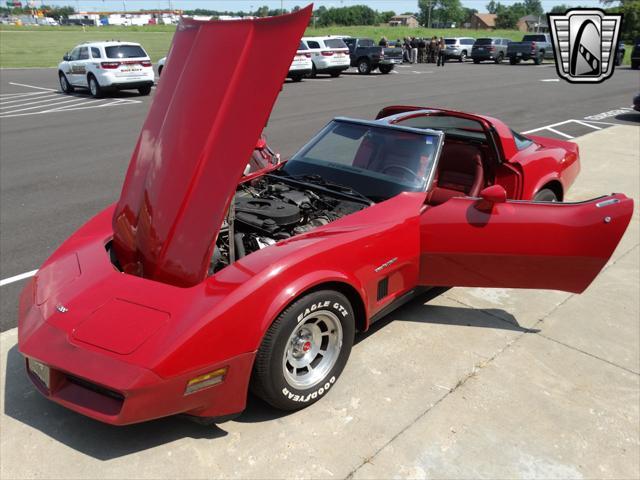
[282,309,343,390]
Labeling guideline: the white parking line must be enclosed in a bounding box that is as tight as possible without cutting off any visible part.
[0,93,64,108]
[8,81,56,92]
[0,270,37,287]
[540,78,560,82]
[545,127,574,138]
[1,97,88,115]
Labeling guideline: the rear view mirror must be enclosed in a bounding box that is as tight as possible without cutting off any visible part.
[63,53,70,61]
[480,185,507,204]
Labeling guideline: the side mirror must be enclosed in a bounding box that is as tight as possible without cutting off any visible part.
[479,185,507,204]
[476,185,507,211]
[63,53,70,61]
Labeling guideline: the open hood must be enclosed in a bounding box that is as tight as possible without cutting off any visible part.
[111,6,312,287]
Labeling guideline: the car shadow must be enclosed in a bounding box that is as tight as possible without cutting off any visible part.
[615,112,640,123]
[58,89,145,99]
[3,345,227,461]
[3,289,534,459]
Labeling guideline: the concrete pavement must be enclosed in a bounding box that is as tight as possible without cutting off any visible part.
[0,124,638,479]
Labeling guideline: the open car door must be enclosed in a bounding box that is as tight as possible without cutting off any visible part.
[419,192,633,293]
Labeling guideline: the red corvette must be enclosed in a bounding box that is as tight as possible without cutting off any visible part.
[18,8,633,426]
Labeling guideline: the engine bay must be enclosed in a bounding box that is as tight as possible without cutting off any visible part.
[210,175,371,273]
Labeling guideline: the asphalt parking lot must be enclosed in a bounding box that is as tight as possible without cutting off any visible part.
[0,60,639,478]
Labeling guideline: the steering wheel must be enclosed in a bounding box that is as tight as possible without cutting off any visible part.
[381,164,421,183]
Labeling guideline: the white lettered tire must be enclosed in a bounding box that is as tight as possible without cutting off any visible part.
[251,290,355,410]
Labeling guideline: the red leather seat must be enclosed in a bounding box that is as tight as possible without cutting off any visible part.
[428,143,484,205]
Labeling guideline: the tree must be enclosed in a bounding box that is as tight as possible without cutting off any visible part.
[548,4,571,13]
[431,0,465,26]
[377,10,396,23]
[418,0,434,26]
[523,0,544,16]
[602,0,640,42]
[486,0,498,14]
[495,2,525,29]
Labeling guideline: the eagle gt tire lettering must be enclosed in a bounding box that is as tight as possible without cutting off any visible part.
[251,290,355,410]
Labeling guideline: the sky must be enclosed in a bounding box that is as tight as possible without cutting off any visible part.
[36,0,606,14]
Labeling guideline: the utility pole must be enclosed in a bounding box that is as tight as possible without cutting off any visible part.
[427,0,434,29]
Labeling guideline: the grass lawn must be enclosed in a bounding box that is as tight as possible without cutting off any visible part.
[0,24,633,68]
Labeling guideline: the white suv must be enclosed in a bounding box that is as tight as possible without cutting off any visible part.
[287,41,313,82]
[301,36,350,77]
[58,41,155,98]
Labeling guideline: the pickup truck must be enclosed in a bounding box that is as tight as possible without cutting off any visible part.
[342,37,404,74]
[507,33,554,65]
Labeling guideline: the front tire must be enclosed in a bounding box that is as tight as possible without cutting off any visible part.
[88,75,103,98]
[379,64,393,74]
[357,58,371,75]
[534,188,558,202]
[495,53,504,64]
[632,60,639,70]
[251,290,355,411]
[59,72,74,94]
[473,58,481,64]
[459,51,467,62]
[330,70,341,78]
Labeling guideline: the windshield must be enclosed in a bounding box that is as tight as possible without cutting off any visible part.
[105,45,147,59]
[282,120,441,201]
[444,39,456,45]
[475,38,493,45]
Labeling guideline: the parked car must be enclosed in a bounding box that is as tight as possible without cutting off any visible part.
[287,41,313,82]
[471,37,511,64]
[58,41,154,98]
[157,56,166,76]
[443,37,476,62]
[342,37,403,74]
[507,34,554,65]
[301,36,350,77]
[631,36,640,69]
[21,10,632,426]
[633,92,640,112]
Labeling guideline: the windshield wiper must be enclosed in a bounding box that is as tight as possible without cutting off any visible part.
[270,173,373,205]
[289,174,373,204]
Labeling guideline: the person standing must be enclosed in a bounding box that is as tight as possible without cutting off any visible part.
[403,37,411,63]
[410,37,418,64]
[379,36,388,47]
[437,37,447,67]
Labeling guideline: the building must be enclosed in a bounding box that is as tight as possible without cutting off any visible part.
[468,12,497,30]
[517,14,549,33]
[388,14,419,28]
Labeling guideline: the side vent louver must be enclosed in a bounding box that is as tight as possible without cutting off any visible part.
[377,277,389,301]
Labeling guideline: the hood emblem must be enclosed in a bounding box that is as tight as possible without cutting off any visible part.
[56,304,69,313]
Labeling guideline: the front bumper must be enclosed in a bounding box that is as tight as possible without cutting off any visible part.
[18,282,254,425]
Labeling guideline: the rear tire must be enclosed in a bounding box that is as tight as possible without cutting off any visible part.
[251,290,355,411]
[59,72,74,94]
[138,85,152,96]
[534,188,558,202]
[357,58,371,74]
[88,75,103,98]
[379,64,393,74]
[495,53,504,64]
[509,56,518,65]
[459,51,467,62]
[330,71,341,78]
[632,60,639,70]
[473,58,481,64]
[291,74,303,82]
[158,65,163,77]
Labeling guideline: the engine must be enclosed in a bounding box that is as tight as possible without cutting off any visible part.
[210,176,370,273]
